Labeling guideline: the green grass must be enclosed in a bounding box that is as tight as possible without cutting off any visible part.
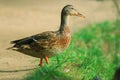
[24,20,120,80]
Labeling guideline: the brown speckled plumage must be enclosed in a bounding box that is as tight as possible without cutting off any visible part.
[9,5,85,66]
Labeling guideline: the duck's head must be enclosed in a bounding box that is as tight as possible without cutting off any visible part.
[62,5,85,18]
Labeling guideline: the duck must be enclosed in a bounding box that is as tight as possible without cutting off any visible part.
[8,5,85,66]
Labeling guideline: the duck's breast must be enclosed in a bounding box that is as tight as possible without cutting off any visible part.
[59,32,71,49]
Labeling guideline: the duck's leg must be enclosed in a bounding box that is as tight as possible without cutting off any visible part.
[38,58,43,66]
[44,56,49,64]
[38,56,49,66]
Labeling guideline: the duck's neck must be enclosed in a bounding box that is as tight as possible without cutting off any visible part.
[59,14,70,32]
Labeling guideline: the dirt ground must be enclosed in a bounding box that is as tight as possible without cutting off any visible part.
[0,0,118,80]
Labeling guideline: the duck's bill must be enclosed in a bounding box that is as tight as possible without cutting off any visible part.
[76,12,85,18]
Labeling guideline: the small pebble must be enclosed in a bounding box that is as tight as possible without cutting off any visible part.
[64,68,70,72]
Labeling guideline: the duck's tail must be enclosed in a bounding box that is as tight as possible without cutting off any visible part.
[6,46,14,50]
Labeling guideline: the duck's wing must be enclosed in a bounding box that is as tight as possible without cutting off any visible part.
[10,31,59,49]
[11,36,36,45]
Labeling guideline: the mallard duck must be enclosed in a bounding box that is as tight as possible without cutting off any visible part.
[8,5,85,66]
